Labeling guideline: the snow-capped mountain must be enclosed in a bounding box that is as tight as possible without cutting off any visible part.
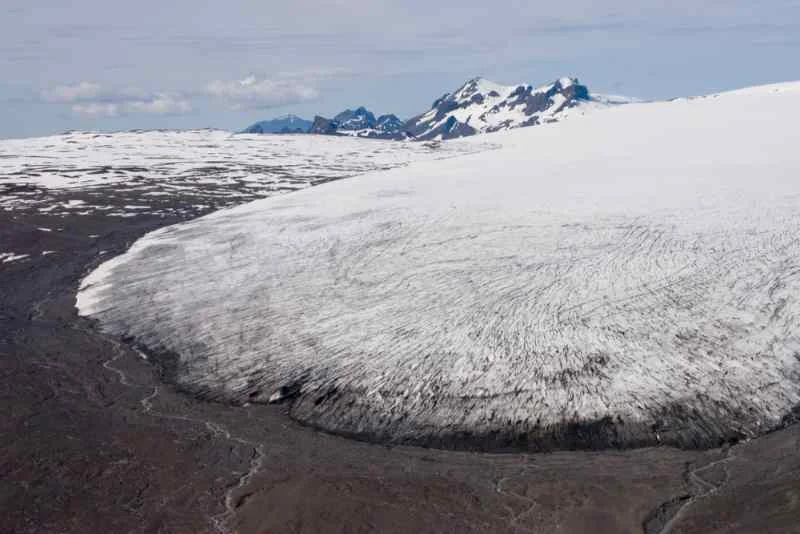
[241,114,311,134]
[240,76,624,141]
[404,77,605,140]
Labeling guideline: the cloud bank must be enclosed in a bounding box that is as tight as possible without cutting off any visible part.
[42,82,192,117]
[43,76,319,118]
[70,95,192,117]
[41,82,103,103]
[205,75,319,110]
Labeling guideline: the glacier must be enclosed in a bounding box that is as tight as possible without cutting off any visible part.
[77,82,800,450]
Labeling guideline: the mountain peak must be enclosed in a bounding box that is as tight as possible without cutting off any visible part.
[241,75,623,141]
[334,107,377,130]
[453,77,507,100]
[308,115,339,135]
[240,114,312,134]
[405,76,597,140]
[304,108,408,139]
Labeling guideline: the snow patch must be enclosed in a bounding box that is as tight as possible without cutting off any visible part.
[1,253,30,263]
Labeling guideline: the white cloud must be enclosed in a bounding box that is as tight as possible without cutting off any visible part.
[206,75,319,109]
[122,94,192,114]
[69,93,191,117]
[42,82,103,103]
[43,82,192,117]
[71,102,118,117]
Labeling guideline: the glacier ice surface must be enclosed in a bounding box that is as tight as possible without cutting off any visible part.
[78,82,800,450]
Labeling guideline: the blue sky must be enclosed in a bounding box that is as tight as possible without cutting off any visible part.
[2,1,799,138]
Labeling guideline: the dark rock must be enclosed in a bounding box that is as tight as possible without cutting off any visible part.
[240,114,312,134]
[308,115,340,135]
[334,107,377,131]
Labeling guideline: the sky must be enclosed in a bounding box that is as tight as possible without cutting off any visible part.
[1,1,799,138]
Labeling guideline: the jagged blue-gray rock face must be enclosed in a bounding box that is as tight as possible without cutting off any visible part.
[334,107,377,131]
[308,115,339,135]
[243,108,409,140]
[79,83,800,451]
[241,114,312,134]
[376,114,404,133]
[313,108,408,139]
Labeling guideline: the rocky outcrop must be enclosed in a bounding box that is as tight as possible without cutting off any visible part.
[308,115,339,135]
[333,107,377,131]
[241,114,311,134]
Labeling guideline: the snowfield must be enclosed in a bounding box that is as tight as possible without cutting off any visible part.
[78,82,800,450]
[0,130,487,215]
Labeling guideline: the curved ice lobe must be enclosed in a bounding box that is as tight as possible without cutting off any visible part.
[77,82,800,451]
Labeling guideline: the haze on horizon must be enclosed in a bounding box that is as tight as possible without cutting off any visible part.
[2,0,799,139]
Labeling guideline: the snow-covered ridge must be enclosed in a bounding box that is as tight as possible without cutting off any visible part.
[77,81,800,450]
[404,76,615,140]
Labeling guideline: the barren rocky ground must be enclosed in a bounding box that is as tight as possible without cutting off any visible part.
[2,184,799,533]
